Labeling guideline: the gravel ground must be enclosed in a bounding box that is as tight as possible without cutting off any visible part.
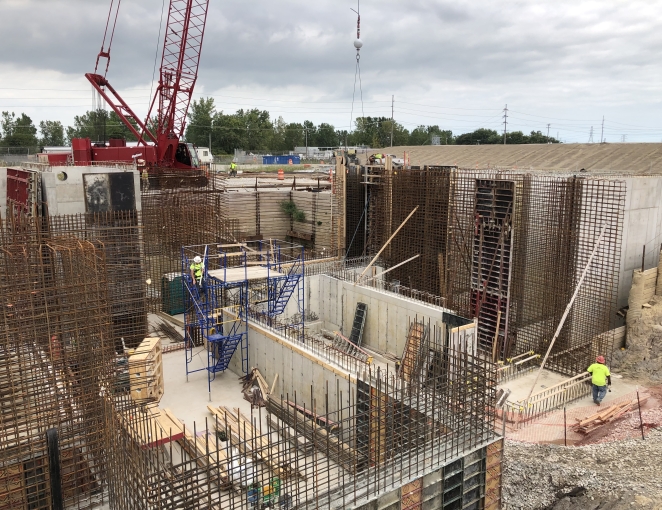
[503,427,662,509]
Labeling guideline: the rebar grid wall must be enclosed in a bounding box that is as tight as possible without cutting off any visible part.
[45,212,147,350]
[363,168,625,374]
[104,338,496,509]
[0,235,114,510]
[0,211,148,351]
[141,173,345,314]
[345,164,369,258]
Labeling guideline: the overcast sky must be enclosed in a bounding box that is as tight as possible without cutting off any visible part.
[2,0,662,143]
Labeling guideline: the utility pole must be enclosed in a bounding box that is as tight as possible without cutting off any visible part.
[305,127,308,159]
[390,95,394,147]
[503,104,508,144]
[600,116,605,143]
[546,123,551,139]
[588,126,594,143]
[209,119,213,155]
[621,134,627,143]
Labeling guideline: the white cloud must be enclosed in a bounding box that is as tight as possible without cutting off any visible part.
[1,0,662,142]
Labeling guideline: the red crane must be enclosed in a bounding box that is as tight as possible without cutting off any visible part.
[73,0,210,170]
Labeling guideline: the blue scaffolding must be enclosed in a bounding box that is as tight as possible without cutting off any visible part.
[182,240,305,397]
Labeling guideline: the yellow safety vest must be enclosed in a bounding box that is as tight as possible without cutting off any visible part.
[374,154,383,159]
[230,162,237,170]
[190,262,203,279]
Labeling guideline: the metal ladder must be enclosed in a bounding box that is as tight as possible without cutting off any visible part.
[348,302,368,346]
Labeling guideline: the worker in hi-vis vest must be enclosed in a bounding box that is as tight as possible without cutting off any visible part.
[229,161,238,176]
[369,153,384,164]
[587,355,611,406]
[190,255,205,297]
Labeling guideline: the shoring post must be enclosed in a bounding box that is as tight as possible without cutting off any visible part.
[636,388,645,440]
[642,244,646,272]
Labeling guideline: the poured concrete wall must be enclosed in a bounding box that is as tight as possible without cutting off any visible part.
[228,318,355,415]
[317,275,450,357]
[617,176,662,310]
[41,167,141,215]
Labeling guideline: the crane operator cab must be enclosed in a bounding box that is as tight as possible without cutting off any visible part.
[175,142,200,168]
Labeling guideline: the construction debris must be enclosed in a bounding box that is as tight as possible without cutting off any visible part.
[572,395,649,435]
[240,368,271,407]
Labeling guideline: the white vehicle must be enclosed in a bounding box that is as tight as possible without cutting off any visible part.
[196,147,214,165]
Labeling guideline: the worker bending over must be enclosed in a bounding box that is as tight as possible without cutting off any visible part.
[587,355,611,406]
[369,153,384,164]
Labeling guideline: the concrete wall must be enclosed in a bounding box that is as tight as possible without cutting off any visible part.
[317,275,450,357]
[42,167,141,215]
[617,176,662,309]
[228,319,355,415]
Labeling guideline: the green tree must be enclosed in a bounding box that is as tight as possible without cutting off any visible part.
[66,109,138,143]
[270,116,288,152]
[505,130,527,144]
[284,122,304,151]
[1,111,39,147]
[353,117,409,148]
[185,97,215,148]
[303,120,316,148]
[455,128,502,145]
[526,130,559,144]
[409,125,430,145]
[39,120,65,147]
[241,109,272,151]
[316,123,338,147]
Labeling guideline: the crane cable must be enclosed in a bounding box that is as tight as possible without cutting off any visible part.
[149,0,168,121]
[95,0,122,78]
[348,1,364,147]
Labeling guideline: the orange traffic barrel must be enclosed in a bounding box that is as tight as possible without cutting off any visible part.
[278,169,284,180]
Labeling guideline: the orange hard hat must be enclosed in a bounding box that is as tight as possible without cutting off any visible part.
[596,355,605,363]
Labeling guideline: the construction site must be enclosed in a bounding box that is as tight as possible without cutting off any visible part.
[2,2,662,510]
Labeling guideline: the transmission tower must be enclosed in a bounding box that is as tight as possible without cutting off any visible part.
[588,126,594,143]
[503,104,508,144]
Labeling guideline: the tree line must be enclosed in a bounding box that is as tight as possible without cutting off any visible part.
[1,99,559,152]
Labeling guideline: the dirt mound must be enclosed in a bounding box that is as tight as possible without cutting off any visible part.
[611,296,662,382]
[503,428,662,509]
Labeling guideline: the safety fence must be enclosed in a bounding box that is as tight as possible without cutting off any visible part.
[499,386,661,445]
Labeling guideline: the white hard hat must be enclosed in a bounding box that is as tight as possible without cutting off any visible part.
[193,256,202,263]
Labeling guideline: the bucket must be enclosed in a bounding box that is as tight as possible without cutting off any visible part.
[277,169,284,180]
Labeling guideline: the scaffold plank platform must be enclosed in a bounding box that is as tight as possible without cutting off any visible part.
[208,266,284,282]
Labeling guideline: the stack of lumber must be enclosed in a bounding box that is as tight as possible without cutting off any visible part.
[207,405,304,480]
[573,395,649,434]
[160,408,230,487]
